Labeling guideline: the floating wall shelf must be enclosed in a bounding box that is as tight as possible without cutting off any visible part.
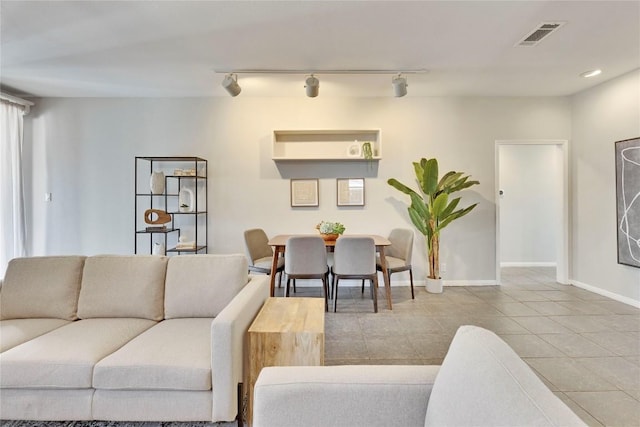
[272,129,382,161]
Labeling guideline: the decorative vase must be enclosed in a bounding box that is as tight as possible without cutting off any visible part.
[150,171,165,194]
[179,188,195,212]
[320,233,339,241]
[152,242,165,255]
[426,277,443,294]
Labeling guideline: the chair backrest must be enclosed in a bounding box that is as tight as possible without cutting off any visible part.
[244,228,274,264]
[285,236,327,275]
[333,236,376,275]
[386,228,413,266]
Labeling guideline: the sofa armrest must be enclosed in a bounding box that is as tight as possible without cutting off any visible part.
[253,365,440,427]
[210,274,269,422]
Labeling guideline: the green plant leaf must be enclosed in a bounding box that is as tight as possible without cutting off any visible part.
[431,192,449,218]
[440,197,461,219]
[422,158,439,195]
[387,178,419,198]
[439,203,478,229]
[408,206,428,235]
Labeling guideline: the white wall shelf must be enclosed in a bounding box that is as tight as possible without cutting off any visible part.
[272,129,382,161]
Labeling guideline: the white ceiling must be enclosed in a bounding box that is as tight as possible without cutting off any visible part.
[1,0,639,98]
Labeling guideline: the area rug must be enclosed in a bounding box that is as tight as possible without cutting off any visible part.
[0,421,235,427]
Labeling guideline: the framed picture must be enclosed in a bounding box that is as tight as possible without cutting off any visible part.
[615,137,640,268]
[337,178,365,206]
[290,179,319,207]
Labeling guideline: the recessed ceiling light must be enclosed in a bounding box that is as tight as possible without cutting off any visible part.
[580,69,602,78]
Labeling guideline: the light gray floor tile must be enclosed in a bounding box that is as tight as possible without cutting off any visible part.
[525,358,618,392]
[566,391,640,427]
[464,316,529,334]
[574,357,640,391]
[590,300,640,315]
[325,337,369,359]
[491,302,541,316]
[582,331,640,356]
[549,315,614,333]
[499,334,566,358]
[523,301,576,316]
[555,392,605,427]
[513,316,574,334]
[539,334,615,357]
[535,290,578,301]
[410,333,454,359]
[602,315,640,332]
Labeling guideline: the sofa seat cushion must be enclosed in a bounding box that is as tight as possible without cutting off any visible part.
[424,325,586,427]
[0,318,70,353]
[77,255,168,320]
[164,255,248,319]
[93,318,213,391]
[0,318,156,389]
[0,256,86,321]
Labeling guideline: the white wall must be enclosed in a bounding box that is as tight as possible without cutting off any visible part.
[499,144,560,266]
[571,70,640,303]
[25,96,571,283]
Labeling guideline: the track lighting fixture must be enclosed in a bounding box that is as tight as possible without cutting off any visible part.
[392,74,408,97]
[305,75,319,97]
[222,73,241,97]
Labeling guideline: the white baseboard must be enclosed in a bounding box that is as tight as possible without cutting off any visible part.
[571,279,640,308]
[500,262,557,268]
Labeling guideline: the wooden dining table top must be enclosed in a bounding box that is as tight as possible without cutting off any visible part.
[268,234,391,247]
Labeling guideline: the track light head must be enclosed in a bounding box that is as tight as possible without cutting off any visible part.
[392,74,408,97]
[305,75,319,97]
[222,74,241,97]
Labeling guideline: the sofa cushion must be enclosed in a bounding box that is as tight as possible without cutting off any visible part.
[0,256,86,321]
[0,318,156,388]
[0,318,70,352]
[77,255,167,320]
[424,325,586,427]
[93,318,212,391]
[164,254,248,319]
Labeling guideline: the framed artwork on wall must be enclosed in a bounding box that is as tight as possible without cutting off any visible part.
[290,179,319,207]
[615,137,640,268]
[337,178,365,207]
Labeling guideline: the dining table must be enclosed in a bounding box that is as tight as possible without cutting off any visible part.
[267,234,394,310]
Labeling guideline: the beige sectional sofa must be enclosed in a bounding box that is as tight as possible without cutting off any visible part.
[0,254,269,423]
[253,325,587,427]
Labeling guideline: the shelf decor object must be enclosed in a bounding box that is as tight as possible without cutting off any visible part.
[273,129,381,161]
[149,171,165,194]
[135,156,208,255]
[337,178,365,207]
[290,179,319,207]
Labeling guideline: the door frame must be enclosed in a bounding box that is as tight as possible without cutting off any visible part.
[495,140,569,285]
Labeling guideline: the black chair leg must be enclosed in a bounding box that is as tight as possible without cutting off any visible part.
[409,269,415,299]
[333,277,339,312]
[361,279,365,294]
[278,270,283,288]
[293,278,297,293]
[322,276,328,312]
[285,278,291,297]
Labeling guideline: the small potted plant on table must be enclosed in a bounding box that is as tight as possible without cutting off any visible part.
[316,221,346,241]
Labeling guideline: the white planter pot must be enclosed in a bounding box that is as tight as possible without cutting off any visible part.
[150,171,165,194]
[426,277,443,294]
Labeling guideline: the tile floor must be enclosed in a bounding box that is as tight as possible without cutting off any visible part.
[275,267,640,427]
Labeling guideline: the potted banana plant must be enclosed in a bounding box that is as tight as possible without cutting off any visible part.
[388,158,479,293]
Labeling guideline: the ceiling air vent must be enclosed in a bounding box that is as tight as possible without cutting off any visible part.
[516,21,566,47]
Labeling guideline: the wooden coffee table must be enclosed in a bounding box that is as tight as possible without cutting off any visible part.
[244,297,325,426]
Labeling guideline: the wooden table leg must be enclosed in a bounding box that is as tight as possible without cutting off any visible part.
[268,246,282,297]
[378,247,393,310]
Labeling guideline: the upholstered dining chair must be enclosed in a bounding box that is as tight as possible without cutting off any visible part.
[333,236,378,313]
[284,236,329,312]
[244,228,284,287]
[374,228,415,299]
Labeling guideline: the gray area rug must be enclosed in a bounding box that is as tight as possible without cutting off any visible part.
[1,422,236,427]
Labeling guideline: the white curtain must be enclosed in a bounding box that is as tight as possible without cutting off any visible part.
[0,100,27,276]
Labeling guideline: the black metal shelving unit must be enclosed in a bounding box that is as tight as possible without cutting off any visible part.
[135,156,208,255]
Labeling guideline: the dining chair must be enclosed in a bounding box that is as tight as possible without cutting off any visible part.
[374,228,415,299]
[284,236,330,312]
[244,228,284,287]
[332,236,378,313]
